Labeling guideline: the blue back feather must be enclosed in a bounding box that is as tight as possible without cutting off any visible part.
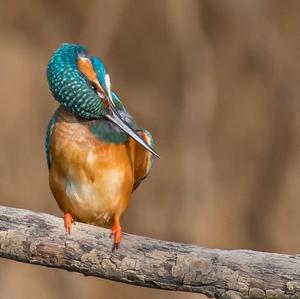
[45,112,57,169]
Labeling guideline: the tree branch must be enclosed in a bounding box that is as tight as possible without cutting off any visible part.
[0,206,299,298]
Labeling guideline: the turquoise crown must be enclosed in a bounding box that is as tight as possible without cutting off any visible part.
[47,43,108,119]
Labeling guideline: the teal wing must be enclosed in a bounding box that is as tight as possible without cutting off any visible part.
[45,111,57,169]
[133,129,155,190]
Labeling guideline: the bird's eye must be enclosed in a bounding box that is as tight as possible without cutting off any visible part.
[90,81,106,99]
[90,81,98,93]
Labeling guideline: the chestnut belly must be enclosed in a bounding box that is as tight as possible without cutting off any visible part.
[49,116,134,227]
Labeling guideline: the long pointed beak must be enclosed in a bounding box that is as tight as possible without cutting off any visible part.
[97,74,158,157]
[105,106,159,157]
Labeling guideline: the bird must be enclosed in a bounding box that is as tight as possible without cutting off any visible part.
[45,43,157,249]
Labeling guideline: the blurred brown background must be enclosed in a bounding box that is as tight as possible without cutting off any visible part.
[1,0,300,298]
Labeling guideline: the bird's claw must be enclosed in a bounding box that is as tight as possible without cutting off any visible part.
[64,213,74,234]
[111,223,122,251]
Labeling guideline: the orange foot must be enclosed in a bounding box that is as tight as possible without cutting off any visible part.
[111,216,122,250]
[64,212,74,234]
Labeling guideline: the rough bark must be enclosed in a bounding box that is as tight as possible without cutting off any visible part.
[0,205,299,299]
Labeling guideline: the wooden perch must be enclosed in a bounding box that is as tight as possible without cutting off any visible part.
[0,206,299,299]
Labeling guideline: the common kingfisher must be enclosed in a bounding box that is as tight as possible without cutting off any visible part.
[45,43,157,249]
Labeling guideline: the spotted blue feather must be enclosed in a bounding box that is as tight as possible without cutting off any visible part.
[47,43,107,119]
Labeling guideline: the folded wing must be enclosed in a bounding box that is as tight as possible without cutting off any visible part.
[133,129,155,190]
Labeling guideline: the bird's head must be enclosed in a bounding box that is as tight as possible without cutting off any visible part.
[47,43,157,157]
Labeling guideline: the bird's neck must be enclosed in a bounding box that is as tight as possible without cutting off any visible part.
[89,119,129,144]
[55,105,131,144]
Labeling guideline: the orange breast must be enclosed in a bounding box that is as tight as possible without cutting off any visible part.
[49,107,136,227]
